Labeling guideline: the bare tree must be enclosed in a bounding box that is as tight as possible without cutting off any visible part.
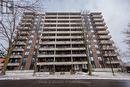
[0,0,43,47]
[0,0,43,75]
[122,23,130,57]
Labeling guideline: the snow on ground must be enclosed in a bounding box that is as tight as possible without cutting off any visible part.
[0,71,130,80]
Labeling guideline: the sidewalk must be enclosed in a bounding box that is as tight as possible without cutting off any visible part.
[0,71,130,80]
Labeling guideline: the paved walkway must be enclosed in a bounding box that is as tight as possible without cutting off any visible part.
[0,71,130,80]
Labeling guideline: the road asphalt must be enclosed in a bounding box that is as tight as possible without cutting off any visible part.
[0,79,130,87]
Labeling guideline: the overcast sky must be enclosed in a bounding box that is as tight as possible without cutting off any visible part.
[42,0,130,61]
[0,0,130,61]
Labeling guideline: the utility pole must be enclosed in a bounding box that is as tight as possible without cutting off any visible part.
[81,11,92,76]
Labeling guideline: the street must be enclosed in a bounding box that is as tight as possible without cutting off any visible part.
[0,79,130,87]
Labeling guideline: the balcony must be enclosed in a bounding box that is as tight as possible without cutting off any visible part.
[69,15,81,17]
[93,18,104,22]
[42,36,82,39]
[16,42,26,46]
[23,15,34,18]
[37,61,87,65]
[38,54,55,58]
[18,36,28,40]
[10,55,22,58]
[45,15,57,17]
[101,47,115,50]
[56,47,85,51]
[56,54,86,57]
[42,31,69,34]
[7,63,20,66]
[44,19,81,21]
[98,35,111,40]
[39,47,85,51]
[24,11,35,15]
[13,48,24,52]
[18,27,31,31]
[90,12,102,15]
[97,30,109,35]
[92,15,102,18]
[0,63,20,66]
[45,22,82,24]
[42,31,82,35]
[20,23,32,27]
[39,48,55,51]
[56,47,85,50]
[106,60,120,64]
[39,41,84,45]
[38,54,86,58]
[21,18,33,22]
[95,26,107,30]
[43,26,82,29]
[103,53,117,57]
[19,32,29,35]
[99,40,114,45]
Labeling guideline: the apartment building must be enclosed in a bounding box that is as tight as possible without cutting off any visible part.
[1,11,121,73]
[37,12,88,73]
[6,12,37,70]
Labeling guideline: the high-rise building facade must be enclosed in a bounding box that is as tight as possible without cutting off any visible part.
[0,12,121,73]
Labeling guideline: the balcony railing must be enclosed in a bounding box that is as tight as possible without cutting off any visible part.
[42,31,82,34]
[90,12,102,15]
[106,60,120,64]
[99,40,114,45]
[93,18,104,22]
[13,48,24,52]
[46,15,81,17]
[20,23,32,26]
[21,18,33,22]
[103,53,117,57]
[38,54,86,58]
[98,35,111,39]
[18,27,31,31]
[44,19,81,21]
[101,47,115,50]
[19,32,29,35]
[44,22,82,25]
[7,63,20,66]
[37,61,87,65]
[18,36,28,40]
[16,42,26,45]
[41,36,82,39]
[43,26,82,29]
[97,30,109,34]
[0,63,20,66]
[92,15,102,18]
[10,55,22,58]
[95,26,107,30]
[39,47,85,51]
[23,15,34,18]
[39,41,84,44]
